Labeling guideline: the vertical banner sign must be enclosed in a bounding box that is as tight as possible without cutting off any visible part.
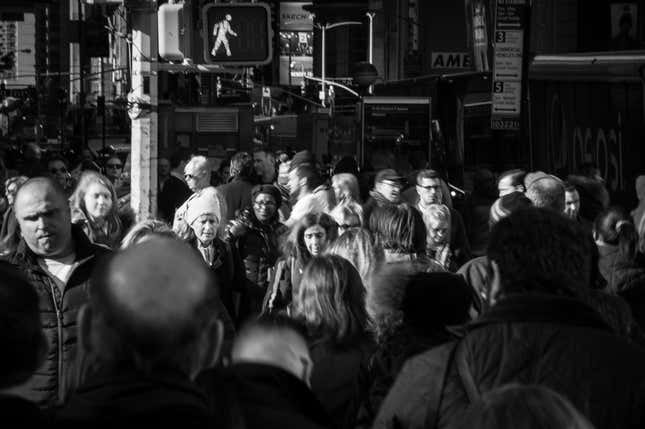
[491,0,527,130]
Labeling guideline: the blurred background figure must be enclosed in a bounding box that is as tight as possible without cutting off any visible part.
[326,227,383,287]
[330,199,364,235]
[218,152,255,220]
[158,157,191,224]
[632,175,645,235]
[120,219,176,249]
[0,261,47,423]
[0,176,28,254]
[497,169,526,196]
[46,156,74,197]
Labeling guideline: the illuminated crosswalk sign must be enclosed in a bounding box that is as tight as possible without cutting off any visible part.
[202,3,272,65]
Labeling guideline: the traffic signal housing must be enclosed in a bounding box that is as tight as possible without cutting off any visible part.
[201,3,272,66]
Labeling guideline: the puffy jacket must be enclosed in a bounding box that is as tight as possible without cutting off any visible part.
[3,225,109,408]
[374,293,645,429]
[226,208,286,316]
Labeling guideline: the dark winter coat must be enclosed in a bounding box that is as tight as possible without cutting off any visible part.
[262,256,305,314]
[217,176,255,221]
[3,225,110,408]
[158,175,192,224]
[56,367,212,427]
[309,335,375,429]
[373,293,645,429]
[189,237,245,324]
[227,363,333,429]
[227,208,287,317]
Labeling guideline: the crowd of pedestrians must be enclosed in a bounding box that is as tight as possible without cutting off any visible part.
[1,143,645,428]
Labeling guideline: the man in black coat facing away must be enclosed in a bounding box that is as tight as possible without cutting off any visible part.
[374,208,645,429]
[226,315,332,429]
[57,237,226,427]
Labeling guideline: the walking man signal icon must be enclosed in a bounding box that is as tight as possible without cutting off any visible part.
[211,14,238,57]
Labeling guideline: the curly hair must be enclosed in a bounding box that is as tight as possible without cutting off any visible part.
[594,206,638,262]
[292,255,370,347]
[487,208,591,299]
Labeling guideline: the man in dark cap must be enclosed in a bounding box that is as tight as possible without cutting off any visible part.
[363,169,405,225]
[57,237,226,425]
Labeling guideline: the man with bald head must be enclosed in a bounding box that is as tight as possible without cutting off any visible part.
[224,315,332,429]
[58,237,225,425]
[2,177,109,409]
[524,171,566,213]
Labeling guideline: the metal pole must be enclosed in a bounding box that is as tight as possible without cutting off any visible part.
[78,0,87,148]
[367,12,375,95]
[321,25,326,108]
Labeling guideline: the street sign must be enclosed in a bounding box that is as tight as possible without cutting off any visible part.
[201,3,272,66]
[491,0,528,131]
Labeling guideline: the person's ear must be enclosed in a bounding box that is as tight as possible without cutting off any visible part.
[488,260,502,306]
[199,318,224,374]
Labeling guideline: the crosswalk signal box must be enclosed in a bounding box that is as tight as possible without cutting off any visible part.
[201,3,272,66]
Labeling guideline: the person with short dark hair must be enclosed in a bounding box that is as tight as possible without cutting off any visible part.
[57,237,226,426]
[158,157,191,224]
[291,255,374,429]
[285,164,335,227]
[217,152,256,221]
[0,175,28,254]
[47,156,74,196]
[4,177,110,408]
[452,384,594,429]
[497,168,526,196]
[374,208,645,429]
[225,184,287,318]
[224,315,332,429]
[0,261,47,422]
[253,149,277,184]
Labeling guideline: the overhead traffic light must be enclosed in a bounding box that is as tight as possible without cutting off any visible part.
[201,3,272,66]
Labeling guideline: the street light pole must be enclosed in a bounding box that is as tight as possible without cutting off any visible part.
[317,20,362,108]
[321,26,326,107]
[366,12,375,95]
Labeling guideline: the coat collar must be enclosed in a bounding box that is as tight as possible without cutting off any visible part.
[15,223,105,267]
[469,293,612,333]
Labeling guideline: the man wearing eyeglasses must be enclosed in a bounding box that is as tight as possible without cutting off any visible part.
[173,156,228,231]
[415,170,471,270]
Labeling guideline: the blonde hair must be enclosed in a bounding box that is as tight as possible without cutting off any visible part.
[120,219,176,249]
[330,198,364,228]
[70,171,122,243]
[332,173,361,203]
[326,228,382,286]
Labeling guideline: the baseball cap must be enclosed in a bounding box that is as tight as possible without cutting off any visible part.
[375,168,405,185]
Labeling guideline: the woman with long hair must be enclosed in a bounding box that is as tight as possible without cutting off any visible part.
[70,171,122,248]
[263,212,337,314]
[326,227,382,287]
[329,199,364,235]
[291,255,374,429]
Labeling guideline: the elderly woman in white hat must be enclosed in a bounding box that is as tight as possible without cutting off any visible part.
[178,186,244,323]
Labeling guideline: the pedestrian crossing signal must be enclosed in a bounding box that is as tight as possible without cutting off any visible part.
[201,3,272,66]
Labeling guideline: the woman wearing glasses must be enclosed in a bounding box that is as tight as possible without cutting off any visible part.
[70,171,123,248]
[225,185,287,318]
